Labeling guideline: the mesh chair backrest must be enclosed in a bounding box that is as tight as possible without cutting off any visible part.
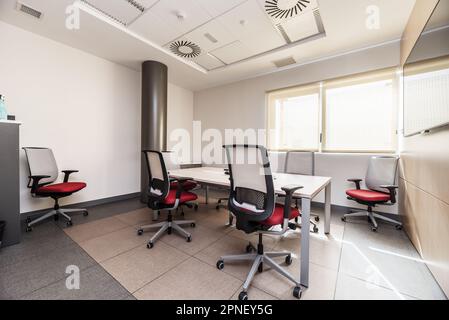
[162,151,181,170]
[23,148,59,186]
[365,156,399,193]
[143,150,169,200]
[225,145,275,229]
[285,151,314,175]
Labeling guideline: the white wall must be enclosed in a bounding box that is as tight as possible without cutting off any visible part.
[194,42,401,213]
[0,21,194,213]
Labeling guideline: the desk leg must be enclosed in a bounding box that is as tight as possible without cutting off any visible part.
[300,198,311,288]
[325,183,331,235]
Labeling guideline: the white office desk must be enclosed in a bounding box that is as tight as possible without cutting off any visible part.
[169,166,332,289]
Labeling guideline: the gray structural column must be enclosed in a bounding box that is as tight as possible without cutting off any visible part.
[141,61,168,203]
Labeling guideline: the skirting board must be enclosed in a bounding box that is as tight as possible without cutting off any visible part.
[21,192,141,221]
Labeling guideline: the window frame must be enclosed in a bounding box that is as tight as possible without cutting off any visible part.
[266,67,399,153]
[266,82,321,152]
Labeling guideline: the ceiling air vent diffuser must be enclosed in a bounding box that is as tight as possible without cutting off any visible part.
[16,2,42,19]
[170,41,202,59]
[265,0,312,20]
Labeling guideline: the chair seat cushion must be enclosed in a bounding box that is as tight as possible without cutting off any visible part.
[346,189,390,202]
[170,180,197,191]
[163,189,198,205]
[37,182,87,195]
[261,204,300,226]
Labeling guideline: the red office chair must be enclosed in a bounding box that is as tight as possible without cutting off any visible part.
[23,147,88,231]
[137,150,197,248]
[216,145,303,300]
[342,156,402,232]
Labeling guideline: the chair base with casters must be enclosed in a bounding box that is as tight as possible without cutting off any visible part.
[215,197,228,210]
[217,232,301,300]
[342,206,402,232]
[26,198,88,232]
[137,210,195,248]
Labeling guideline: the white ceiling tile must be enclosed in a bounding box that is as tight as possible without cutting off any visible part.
[86,0,142,24]
[148,0,212,44]
[194,0,248,18]
[183,20,236,52]
[280,11,320,42]
[210,41,253,64]
[129,10,181,45]
[138,0,159,9]
[194,54,225,70]
[218,0,284,41]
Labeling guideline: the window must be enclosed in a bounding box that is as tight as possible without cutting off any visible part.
[267,84,321,151]
[323,71,398,152]
[266,68,398,153]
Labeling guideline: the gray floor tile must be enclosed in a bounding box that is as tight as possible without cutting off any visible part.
[21,265,130,300]
[0,221,75,269]
[0,242,96,299]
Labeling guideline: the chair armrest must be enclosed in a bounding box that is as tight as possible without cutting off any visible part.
[348,179,363,190]
[281,185,303,220]
[62,170,79,183]
[29,175,51,193]
[380,185,398,204]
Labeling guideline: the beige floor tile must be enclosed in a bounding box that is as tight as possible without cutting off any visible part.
[230,286,278,300]
[133,257,242,300]
[64,217,128,243]
[79,227,147,263]
[195,235,267,282]
[115,208,153,227]
[334,273,411,300]
[101,243,189,293]
[274,229,343,271]
[250,257,337,300]
[161,224,227,256]
[339,240,446,300]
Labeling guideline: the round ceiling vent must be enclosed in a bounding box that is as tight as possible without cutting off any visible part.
[169,40,201,59]
[265,0,311,19]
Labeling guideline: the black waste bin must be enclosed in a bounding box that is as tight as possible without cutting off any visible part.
[0,221,6,248]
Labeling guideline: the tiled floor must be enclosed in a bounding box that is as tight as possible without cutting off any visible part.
[0,195,446,300]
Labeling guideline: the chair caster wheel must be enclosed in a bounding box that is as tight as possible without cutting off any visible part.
[194,204,199,211]
[26,226,32,233]
[238,292,248,301]
[285,255,293,266]
[395,225,403,230]
[371,227,378,232]
[190,223,196,228]
[293,286,302,299]
[26,217,32,223]
[137,229,143,236]
[66,221,73,227]
[147,242,154,249]
[312,226,319,233]
[314,216,320,222]
[245,244,254,253]
[83,211,89,217]
[216,260,224,270]
[187,236,192,243]
[341,217,346,222]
